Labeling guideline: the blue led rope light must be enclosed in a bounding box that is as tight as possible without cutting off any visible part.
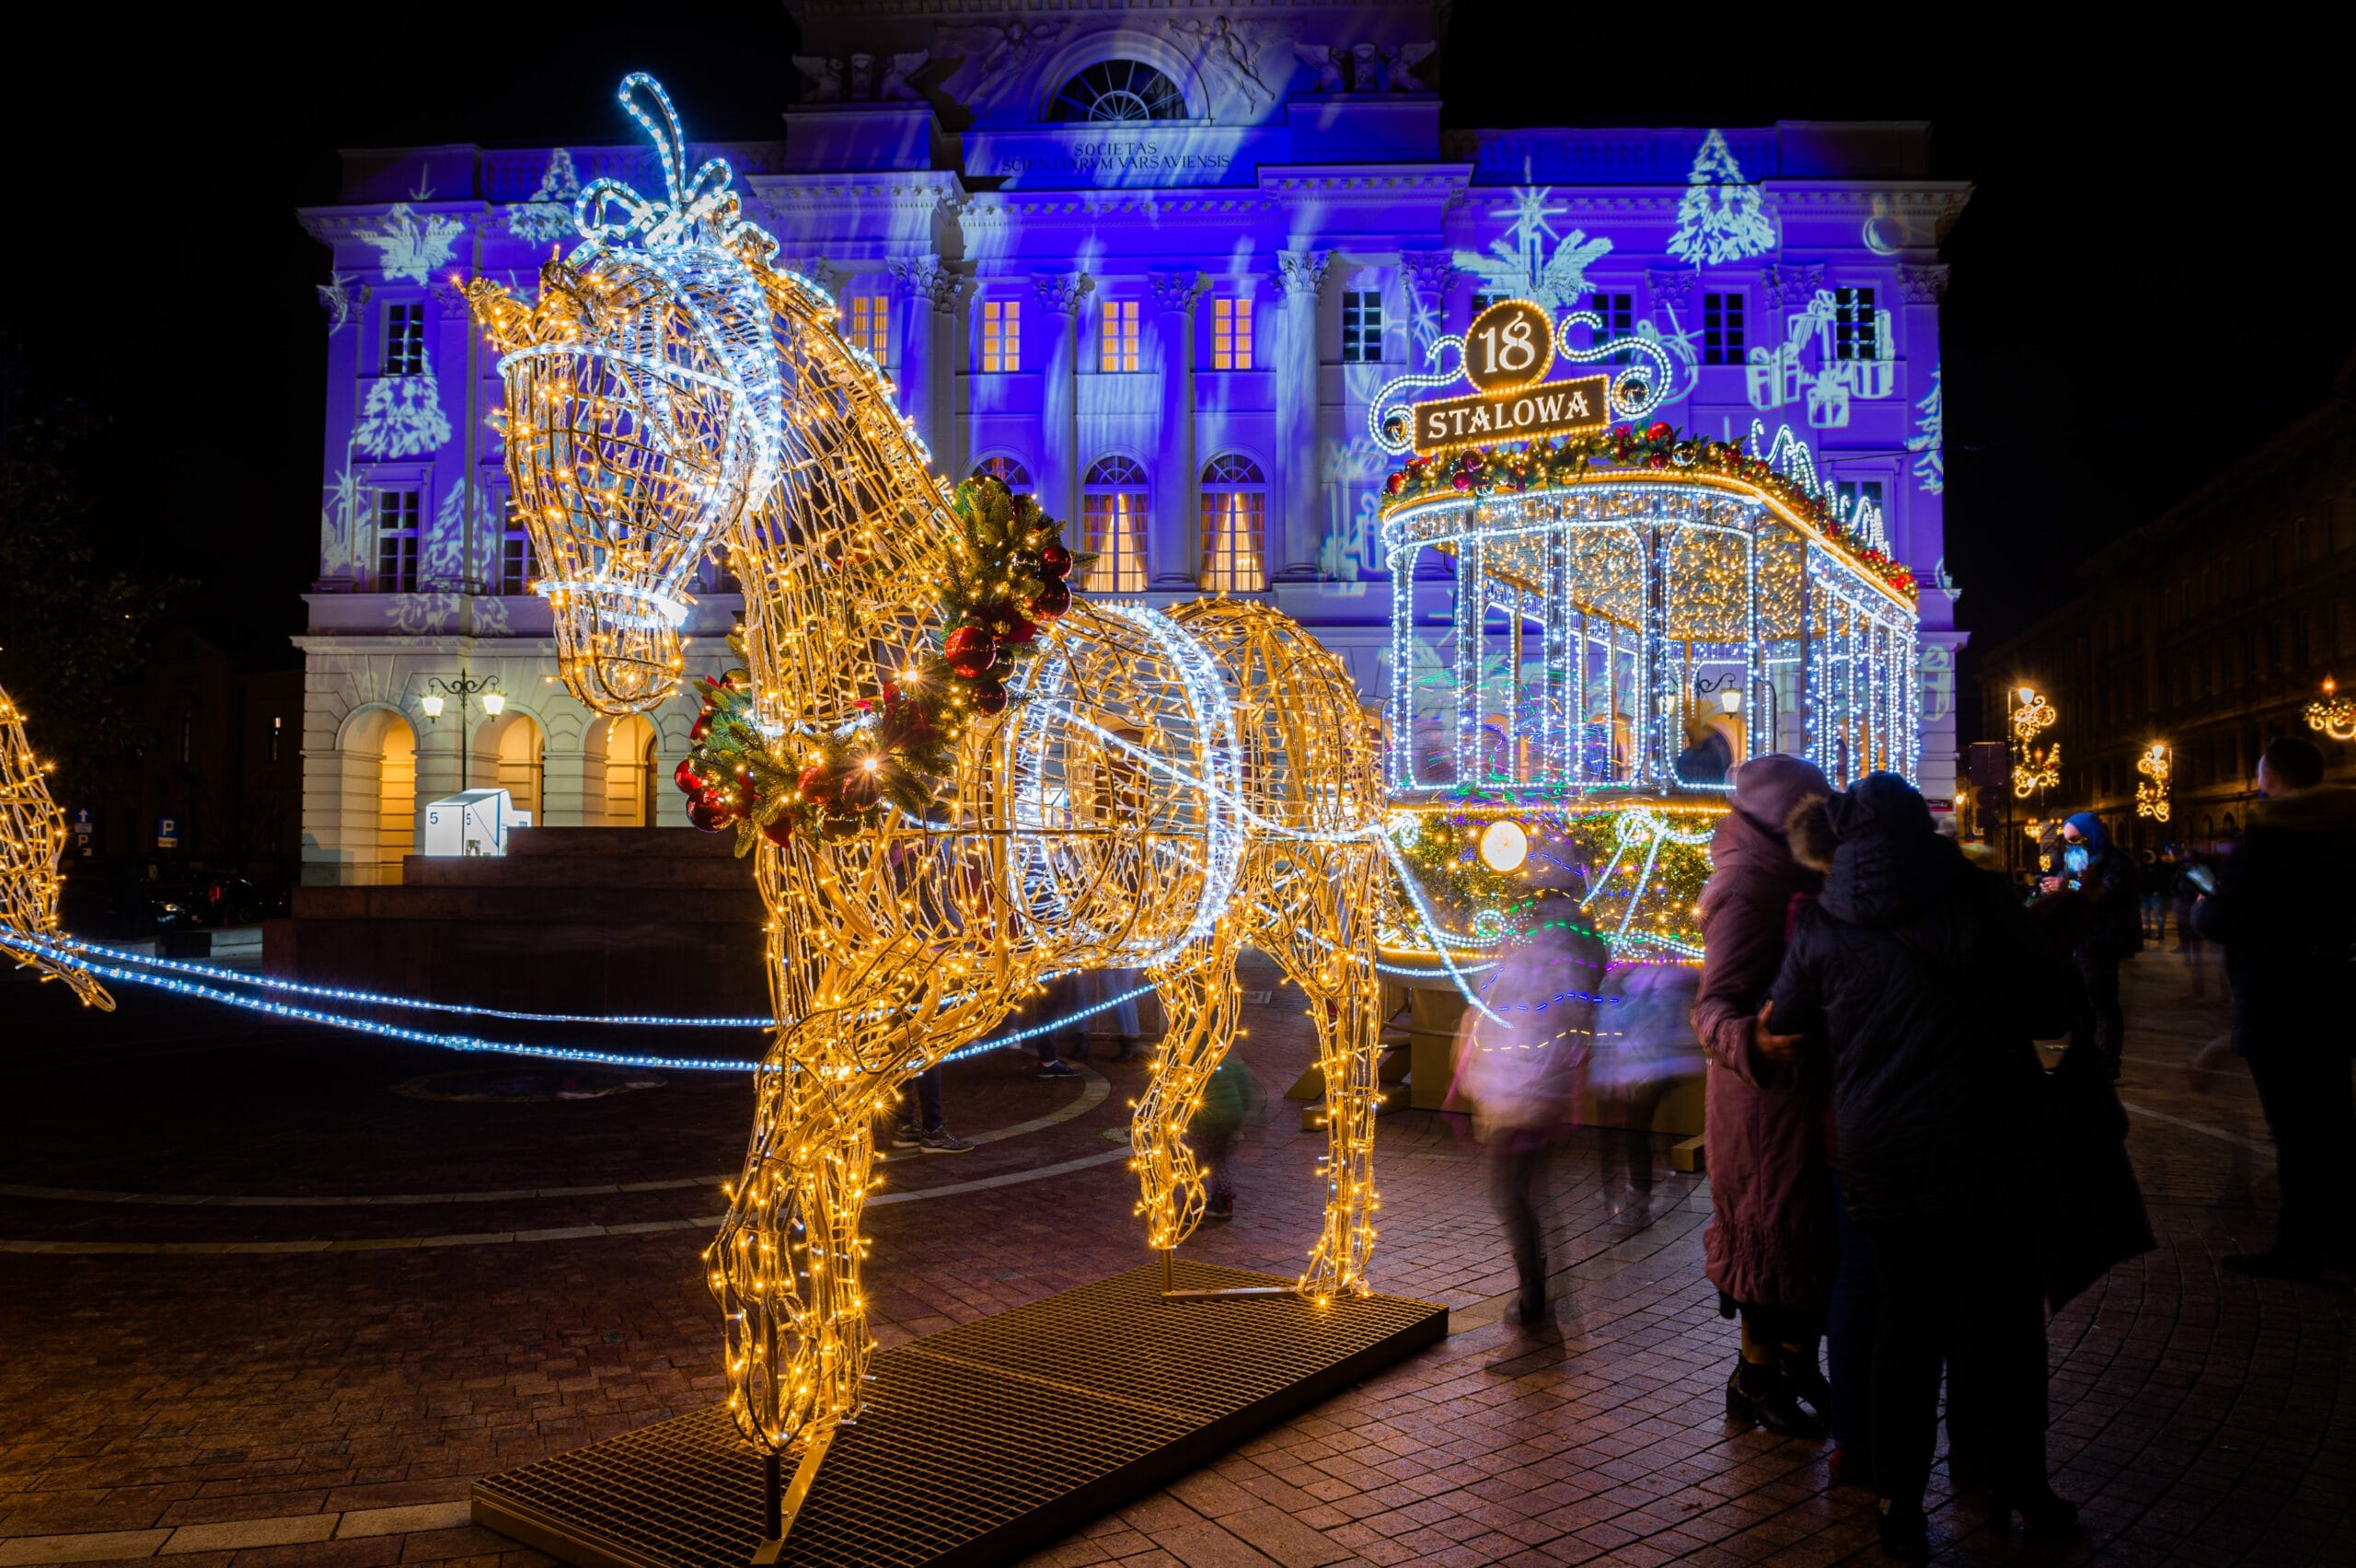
[37,936,777,1027]
[0,928,1157,1075]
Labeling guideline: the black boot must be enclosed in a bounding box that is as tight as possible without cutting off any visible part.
[1989,1482,2079,1542]
[1875,1498,1930,1562]
[1726,1358,1828,1439]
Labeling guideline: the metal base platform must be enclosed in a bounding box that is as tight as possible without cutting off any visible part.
[472,1260,1447,1568]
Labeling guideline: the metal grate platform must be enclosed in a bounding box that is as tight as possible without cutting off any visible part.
[474,1260,1447,1568]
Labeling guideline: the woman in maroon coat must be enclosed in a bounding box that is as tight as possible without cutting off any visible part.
[1692,754,1835,1437]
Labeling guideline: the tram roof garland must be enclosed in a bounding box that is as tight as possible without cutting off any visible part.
[1380,422,1917,605]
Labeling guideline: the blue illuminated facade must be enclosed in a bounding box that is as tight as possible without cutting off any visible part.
[294,0,1968,884]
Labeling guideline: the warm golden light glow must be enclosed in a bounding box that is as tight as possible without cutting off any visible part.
[0,685,110,1009]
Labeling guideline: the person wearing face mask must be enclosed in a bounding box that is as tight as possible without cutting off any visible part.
[2039,812,2140,1079]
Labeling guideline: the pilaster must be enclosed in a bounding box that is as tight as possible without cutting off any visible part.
[1033,271,1093,530]
[1275,249,1331,581]
[1148,270,1207,587]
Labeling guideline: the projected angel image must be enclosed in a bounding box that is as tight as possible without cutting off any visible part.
[467,75,1392,1490]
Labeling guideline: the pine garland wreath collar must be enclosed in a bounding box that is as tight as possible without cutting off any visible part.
[672,476,1089,847]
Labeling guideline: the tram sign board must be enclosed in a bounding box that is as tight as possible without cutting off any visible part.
[1411,373,1611,456]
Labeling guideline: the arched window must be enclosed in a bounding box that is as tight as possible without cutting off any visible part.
[970,455,1034,496]
[1199,453,1267,593]
[1047,61,1187,123]
[1081,455,1149,592]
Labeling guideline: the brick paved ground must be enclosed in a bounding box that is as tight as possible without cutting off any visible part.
[0,938,2347,1566]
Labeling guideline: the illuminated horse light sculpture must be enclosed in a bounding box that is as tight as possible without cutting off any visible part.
[468,76,1388,1509]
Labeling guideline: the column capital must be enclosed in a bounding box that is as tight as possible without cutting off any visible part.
[889,252,965,315]
[1148,270,1206,312]
[1898,263,1951,305]
[1031,271,1094,314]
[1276,248,1332,301]
[1644,268,1695,306]
[1760,263,1823,310]
[782,257,842,294]
[1399,250,1455,298]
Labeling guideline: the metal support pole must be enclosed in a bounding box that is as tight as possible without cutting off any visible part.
[752,1452,783,1565]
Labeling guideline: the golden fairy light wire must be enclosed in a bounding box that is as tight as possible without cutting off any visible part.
[469,75,1389,1490]
[0,684,110,1009]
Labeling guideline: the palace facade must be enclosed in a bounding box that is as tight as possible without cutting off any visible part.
[294,0,1966,883]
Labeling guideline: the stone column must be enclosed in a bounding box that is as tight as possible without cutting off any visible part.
[889,254,954,454]
[1033,271,1092,530]
[1147,271,1206,587]
[1274,249,1330,581]
[1400,250,1456,352]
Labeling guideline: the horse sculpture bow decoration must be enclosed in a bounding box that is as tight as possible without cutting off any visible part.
[468,75,1395,1535]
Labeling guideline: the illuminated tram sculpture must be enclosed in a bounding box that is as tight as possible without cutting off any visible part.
[1372,300,1922,962]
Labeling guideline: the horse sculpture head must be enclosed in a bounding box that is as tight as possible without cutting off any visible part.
[468,75,784,716]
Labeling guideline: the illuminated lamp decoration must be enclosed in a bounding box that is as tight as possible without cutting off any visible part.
[1373,303,1920,971]
[2305,674,2356,742]
[0,686,110,1009]
[469,75,1392,1541]
[2135,742,2172,824]
[2010,685,2060,800]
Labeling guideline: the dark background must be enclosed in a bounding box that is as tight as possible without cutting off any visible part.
[6,10,2348,750]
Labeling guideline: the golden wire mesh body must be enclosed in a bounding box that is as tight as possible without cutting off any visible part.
[0,686,110,1009]
[472,192,1391,1467]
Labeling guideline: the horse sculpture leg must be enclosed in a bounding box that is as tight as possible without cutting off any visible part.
[707,1014,898,1541]
[1131,931,1244,1265]
[1256,841,1387,1299]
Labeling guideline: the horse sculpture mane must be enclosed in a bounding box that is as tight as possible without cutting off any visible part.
[468,76,1392,1516]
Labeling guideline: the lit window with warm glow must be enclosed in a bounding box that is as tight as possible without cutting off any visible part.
[971,455,1033,495]
[1199,453,1267,593]
[1099,300,1138,373]
[847,295,889,366]
[1081,455,1148,591]
[1212,296,1253,370]
[982,299,1021,372]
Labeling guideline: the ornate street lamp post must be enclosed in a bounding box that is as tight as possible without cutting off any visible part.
[420,668,505,792]
[2135,741,2171,824]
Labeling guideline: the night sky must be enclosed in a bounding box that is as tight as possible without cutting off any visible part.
[9,11,2347,748]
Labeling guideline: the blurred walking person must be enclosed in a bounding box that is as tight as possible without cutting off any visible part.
[1767,775,2080,1559]
[1451,863,1611,1327]
[1692,756,1835,1441]
[2192,736,2356,1279]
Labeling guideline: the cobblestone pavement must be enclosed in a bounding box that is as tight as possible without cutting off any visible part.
[0,940,2346,1566]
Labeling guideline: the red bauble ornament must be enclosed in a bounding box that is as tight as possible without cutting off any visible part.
[1384,471,1407,495]
[1038,542,1072,580]
[971,680,1008,716]
[1646,453,1670,469]
[1645,421,1673,443]
[687,794,733,832]
[797,763,837,803]
[760,815,796,847]
[837,767,884,812]
[1451,473,1473,490]
[944,626,997,677]
[999,614,1038,645]
[1029,580,1070,621]
[688,712,710,743]
[673,757,706,795]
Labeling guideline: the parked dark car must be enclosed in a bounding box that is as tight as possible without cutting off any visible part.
[144,875,284,928]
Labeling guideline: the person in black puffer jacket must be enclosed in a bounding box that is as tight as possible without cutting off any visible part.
[1762,774,2080,1560]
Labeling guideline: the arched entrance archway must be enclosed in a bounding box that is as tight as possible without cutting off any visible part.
[333,706,418,885]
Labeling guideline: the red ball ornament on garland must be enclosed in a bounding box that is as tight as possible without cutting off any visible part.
[688,712,711,743]
[1645,421,1674,443]
[673,757,706,795]
[1384,471,1407,495]
[970,680,1008,717]
[686,793,733,833]
[796,763,838,804]
[1037,542,1072,580]
[1028,579,1071,621]
[760,815,797,847]
[837,765,884,812]
[944,626,998,677]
